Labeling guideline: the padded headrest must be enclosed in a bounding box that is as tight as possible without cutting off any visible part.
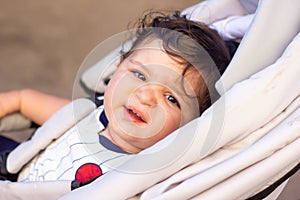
[216,0,300,94]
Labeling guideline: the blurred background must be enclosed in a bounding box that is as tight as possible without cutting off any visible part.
[0,1,298,199]
[0,0,199,98]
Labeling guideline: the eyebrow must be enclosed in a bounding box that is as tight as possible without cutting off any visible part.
[129,59,144,67]
[129,59,150,74]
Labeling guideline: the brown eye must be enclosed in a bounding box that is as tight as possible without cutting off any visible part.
[165,94,180,107]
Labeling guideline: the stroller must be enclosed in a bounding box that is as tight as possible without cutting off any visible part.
[1,0,299,199]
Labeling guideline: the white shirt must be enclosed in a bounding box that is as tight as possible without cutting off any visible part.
[18,106,132,182]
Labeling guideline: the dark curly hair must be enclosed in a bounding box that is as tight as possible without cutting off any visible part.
[121,11,230,115]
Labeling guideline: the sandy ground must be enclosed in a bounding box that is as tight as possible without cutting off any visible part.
[0,0,299,199]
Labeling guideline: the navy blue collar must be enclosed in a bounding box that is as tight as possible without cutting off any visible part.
[99,110,108,127]
[99,135,129,154]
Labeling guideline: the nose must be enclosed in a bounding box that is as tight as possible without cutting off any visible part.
[135,84,159,106]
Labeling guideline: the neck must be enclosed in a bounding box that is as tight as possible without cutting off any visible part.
[100,126,142,154]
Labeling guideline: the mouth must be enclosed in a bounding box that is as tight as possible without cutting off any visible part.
[124,106,146,124]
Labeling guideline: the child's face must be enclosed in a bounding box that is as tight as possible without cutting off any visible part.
[103,39,200,153]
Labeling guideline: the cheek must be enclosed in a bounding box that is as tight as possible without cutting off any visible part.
[141,109,181,148]
[105,72,135,106]
[104,72,127,120]
[151,107,182,140]
[164,109,182,132]
[104,73,121,101]
[104,72,143,130]
[180,101,200,125]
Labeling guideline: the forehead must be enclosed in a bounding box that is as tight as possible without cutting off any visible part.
[128,39,186,75]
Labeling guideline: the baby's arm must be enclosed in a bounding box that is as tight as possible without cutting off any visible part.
[0,89,70,125]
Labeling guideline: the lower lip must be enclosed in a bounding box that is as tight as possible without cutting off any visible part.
[124,107,145,124]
